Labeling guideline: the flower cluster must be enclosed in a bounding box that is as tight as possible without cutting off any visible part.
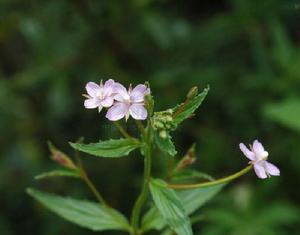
[151,109,177,139]
[152,109,175,131]
[240,140,280,179]
[84,79,150,121]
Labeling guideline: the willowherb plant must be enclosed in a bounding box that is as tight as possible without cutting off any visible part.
[27,80,280,235]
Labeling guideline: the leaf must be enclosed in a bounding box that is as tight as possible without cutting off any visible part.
[69,138,141,158]
[172,87,209,126]
[264,99,300,133]
[35,169,80,180]
[154,131,177,156]
[142,182,225,232]
[27,188,130,232]
[149,179,193,235]
[178,183,225,215]
[142,206,166,231]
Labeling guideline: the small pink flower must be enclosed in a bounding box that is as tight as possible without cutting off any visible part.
[239,140,280,179]
[84,79,115,112]
[106,83,150,121]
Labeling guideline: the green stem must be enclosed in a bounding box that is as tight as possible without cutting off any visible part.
[114,121,132,139]
[167,165,253,189]
[75,151,108,206]
[80,169,108,206]
[130,130,152,234]
[135,120,145,133]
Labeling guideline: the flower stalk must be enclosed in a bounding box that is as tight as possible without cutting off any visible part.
[113,121,132,139]
[167,165,253,190]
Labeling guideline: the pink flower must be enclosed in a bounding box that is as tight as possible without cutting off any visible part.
[106,83,150,121]
[84,79,115,112]
[239,140,280,179]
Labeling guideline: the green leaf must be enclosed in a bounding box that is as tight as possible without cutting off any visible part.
[142,182,225,232]
[172,87,209,126]
[35,169,80,180]
[264,99,300,133]
[27,188,130,232]
[149,179,193,235]
[69,138,140,158]
[154,131,177,156]
[178,183,225,215]
[142,206,166,231]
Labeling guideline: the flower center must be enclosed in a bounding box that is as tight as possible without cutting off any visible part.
[257,151,269,161]
[96,90,104,100]
[123,94,131,103]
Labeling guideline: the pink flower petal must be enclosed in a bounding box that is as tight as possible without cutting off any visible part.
[101,97,114,107]
[113,83,129,102]
[86,82,100,97]
[265,161,280,176]
[106,103,128,121]
[114,94,126,102]
[129,104,148,120]
[84,98,101,109]
[103,79,115,96]
[130,84,149,102]
[253,140,267,157]
[239,143,255,161]
[253,162,267,179]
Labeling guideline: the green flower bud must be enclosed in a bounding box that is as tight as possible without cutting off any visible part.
[186,86,198,100]
[159,130,168,139]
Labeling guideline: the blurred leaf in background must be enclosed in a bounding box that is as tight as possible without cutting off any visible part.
[199,184,300,235]
[264,99,300,133]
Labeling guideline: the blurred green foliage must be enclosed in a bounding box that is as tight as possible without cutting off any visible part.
[1,0,300,234]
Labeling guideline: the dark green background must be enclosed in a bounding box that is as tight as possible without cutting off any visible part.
[1,0,300,234]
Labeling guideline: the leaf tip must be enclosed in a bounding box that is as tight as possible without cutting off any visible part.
[69,142,77,149]
[26,187,34,196]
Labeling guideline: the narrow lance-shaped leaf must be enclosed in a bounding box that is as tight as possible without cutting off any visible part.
[178,183,225,215]
[35,169,80,180]
[149,179,193,235]
[154,131,177,156]
[69,138,140,158]
[172,87,209,126]
[27,188,130,232]
[142,180,225,232]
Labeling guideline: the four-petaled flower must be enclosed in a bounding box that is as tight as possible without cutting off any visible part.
[84,79,115,112]
[106,83,150,121]
[239,140,280,179]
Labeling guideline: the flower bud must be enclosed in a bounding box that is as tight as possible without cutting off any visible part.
[153,120,164,130]
[166,109,173,115]
[159,130,168,139]
[48,142,77,170]
[145,93,154,116]
[175,144,197,172]
[186,86,198,100]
